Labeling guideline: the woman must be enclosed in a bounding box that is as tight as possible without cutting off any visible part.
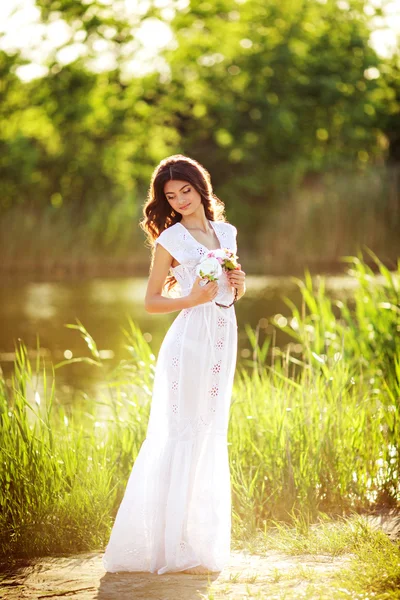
[102,154,246,575]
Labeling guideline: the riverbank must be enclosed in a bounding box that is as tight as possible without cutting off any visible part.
[1,253,399,563]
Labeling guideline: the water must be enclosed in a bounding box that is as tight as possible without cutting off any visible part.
[0,274,357,403]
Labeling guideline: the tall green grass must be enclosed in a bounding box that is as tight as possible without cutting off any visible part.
[0,322,151,557]
[231,250,400,537]
[0,251,399,558]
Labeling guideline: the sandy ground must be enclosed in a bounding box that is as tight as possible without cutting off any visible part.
[1,511,398,600]
[0,550,354,600]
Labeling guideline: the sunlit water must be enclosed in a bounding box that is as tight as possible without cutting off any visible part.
[0,274,359,404]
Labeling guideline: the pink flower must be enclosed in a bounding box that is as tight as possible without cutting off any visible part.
[203,248,239,271]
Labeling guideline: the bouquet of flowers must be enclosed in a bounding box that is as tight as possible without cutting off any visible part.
[195,248,239,285]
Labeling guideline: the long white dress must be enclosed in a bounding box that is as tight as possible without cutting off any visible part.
[102,219,238,575]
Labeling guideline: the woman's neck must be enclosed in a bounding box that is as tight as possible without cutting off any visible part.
[180,208,210,233]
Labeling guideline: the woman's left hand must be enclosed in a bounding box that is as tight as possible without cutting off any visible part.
[227,263,246,292]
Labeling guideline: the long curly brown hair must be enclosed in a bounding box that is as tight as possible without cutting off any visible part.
[139,154,227,293]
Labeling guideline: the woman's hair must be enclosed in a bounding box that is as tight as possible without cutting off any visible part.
[139,154,227,292]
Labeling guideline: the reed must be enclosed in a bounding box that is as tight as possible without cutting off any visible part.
[230,250,399,537]
[0,251,399,558]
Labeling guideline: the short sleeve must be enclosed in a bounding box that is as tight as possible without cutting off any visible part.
[154,226,184,266]
[229,223,237,254]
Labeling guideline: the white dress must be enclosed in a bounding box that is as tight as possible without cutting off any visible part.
[102,219,238,575]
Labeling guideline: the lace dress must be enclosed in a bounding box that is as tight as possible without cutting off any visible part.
[102,219,238,575]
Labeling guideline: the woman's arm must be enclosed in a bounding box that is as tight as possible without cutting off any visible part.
[145,244,194,314]
[236,283,246,301]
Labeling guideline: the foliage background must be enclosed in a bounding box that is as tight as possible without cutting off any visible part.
[0,0,399,273]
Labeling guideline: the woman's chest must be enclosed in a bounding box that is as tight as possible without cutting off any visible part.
[170,222,233,268]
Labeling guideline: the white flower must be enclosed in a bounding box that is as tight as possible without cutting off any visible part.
[195,256,222,281]
[207,248,228,259]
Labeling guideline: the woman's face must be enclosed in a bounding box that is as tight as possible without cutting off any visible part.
[164,179,202,216]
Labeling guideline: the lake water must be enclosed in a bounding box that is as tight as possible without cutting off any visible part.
[0,274,358,404]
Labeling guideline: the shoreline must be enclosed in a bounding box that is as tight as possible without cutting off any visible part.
[0,256,397,281]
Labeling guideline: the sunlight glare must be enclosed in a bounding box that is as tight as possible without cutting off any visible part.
[0,0,399,82]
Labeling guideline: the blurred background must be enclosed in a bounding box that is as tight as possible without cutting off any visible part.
[0,0,399,398]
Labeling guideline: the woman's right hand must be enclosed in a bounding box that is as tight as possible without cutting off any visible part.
[187,276,219,307]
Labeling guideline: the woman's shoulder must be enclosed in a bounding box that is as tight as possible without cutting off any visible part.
[215,220,237,235]
[156,220,236,242]
[155,222,180,241]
